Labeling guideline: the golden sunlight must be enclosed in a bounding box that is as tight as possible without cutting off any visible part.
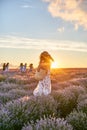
[51,62,59,69]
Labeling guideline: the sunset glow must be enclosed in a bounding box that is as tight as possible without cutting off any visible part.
[51,62,59,69]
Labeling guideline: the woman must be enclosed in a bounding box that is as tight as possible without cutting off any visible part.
[33,51,54,96]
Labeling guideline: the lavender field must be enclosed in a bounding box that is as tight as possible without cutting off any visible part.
[0,68,87,130]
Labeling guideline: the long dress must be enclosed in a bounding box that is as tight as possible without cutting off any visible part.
[33,71,51,96]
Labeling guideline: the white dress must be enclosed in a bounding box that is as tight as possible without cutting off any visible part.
[33,71,51,96]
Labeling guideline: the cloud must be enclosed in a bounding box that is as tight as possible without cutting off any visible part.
[0,35,87,52]
[43,0,87,30]
[21,5,33,8]
[57,27,65,32]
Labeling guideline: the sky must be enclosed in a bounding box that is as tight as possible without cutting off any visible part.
[0,0,87,68]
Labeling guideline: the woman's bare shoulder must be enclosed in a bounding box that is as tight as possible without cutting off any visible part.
[39,62,50,70]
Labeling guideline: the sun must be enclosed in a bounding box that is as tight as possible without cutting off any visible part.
[51,62,59,69]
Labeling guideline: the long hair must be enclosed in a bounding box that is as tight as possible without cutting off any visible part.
[39,51,54,64]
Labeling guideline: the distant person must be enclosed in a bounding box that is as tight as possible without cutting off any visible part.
[5,62,9,72]
[33,51,54,96]
[20,63,23,72]
[3,63,6,71]
[29,63,33,72]
[23,63,27,72]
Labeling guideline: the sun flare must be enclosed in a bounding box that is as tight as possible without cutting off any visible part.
[51,62,59,69]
